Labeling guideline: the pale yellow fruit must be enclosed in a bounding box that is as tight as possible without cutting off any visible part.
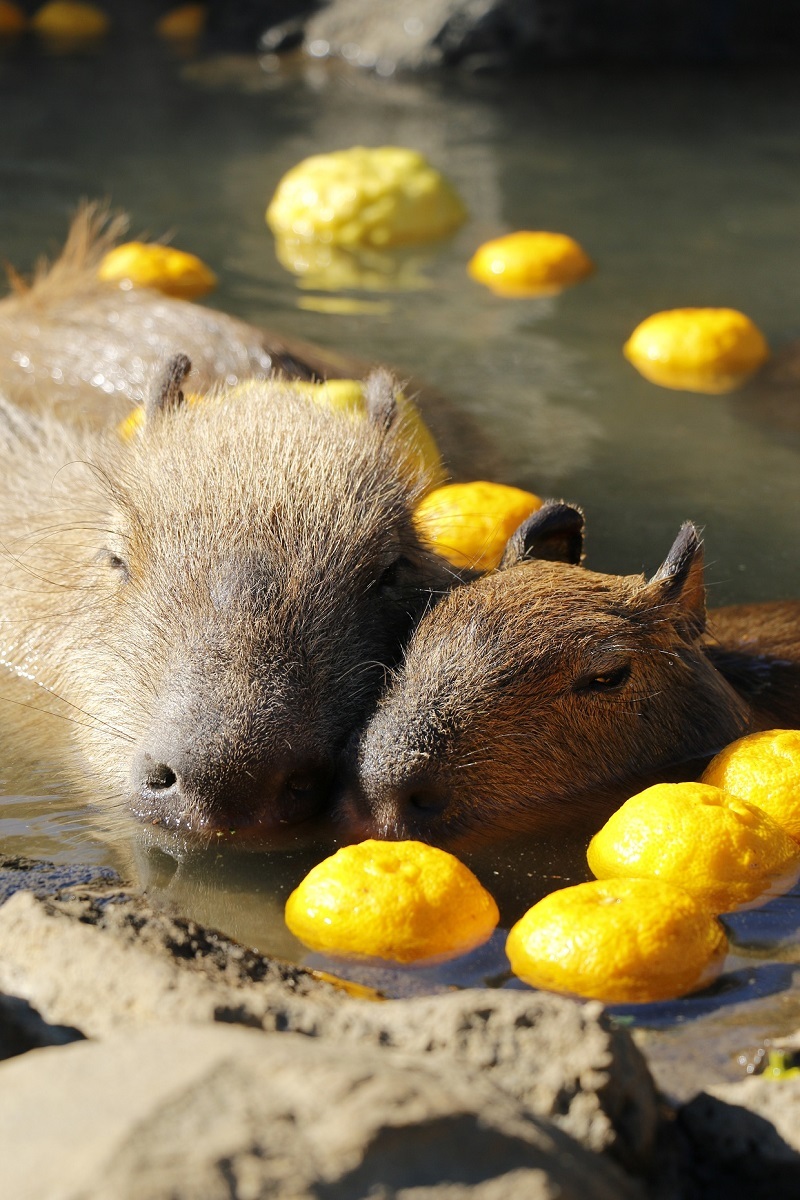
[267,146,466,249]
[587,781,800,913]
[155,3,206,40]
[468,231,594,297]
[98,242,217,300]
[623,307,770,393]
[506,877,727,1004]
[702,729,800,842]
[414,481,543,571]
[32,2,109,38]
[285,839,499,964]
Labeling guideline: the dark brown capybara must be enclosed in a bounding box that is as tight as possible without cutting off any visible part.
[0,358,457,845]
[0,204,490,478]
[341,503,800,851]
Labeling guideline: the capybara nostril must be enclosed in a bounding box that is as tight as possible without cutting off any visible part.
[144,763,178,792]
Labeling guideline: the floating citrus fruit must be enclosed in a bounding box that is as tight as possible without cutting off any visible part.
[506,877,727,1004]
[267,147,466,249]
[98,242,217,300]
[32,2,109,38]
[587,781,800,913]
[623,307,770,393]
[468,231,594,297]
[0,2,26,33]
[155,3,206,40]
[285,839,500,964]
[414,481,542,571]
[702,729,800,843]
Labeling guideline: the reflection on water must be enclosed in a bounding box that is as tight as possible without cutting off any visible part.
[2,42,800,1075]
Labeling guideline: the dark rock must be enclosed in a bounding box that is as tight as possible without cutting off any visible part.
[678,1079,800,1199]
[0,992,83,1061]
[0,854,119,904]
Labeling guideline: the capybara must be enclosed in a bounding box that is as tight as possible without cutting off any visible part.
[0,359,456,844]
[342,504,800,850]
[0,205,489,477]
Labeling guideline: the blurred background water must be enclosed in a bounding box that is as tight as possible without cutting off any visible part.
[1,37,799,1068]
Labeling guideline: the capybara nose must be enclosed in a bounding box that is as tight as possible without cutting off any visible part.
[130,747,333,835]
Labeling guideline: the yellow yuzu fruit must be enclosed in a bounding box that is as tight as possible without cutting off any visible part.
[266,146,466,249]
[702,729,800,842]
[32,2,109,37]
[506,877,727,1004]
[155,3,206,40]
[623,307,770,393]
[414,481,543,571]
[98,242,217,300]
[587,781,800,913]
[0,2,26,33]
[285,839,499,964]
[468,231,594,297]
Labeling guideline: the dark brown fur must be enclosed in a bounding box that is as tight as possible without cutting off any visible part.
[341,512,800,851]
[0,368,455,844]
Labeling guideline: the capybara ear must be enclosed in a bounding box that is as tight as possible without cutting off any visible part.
[146,353,192,422]
[632,522,706,636]
[363,368,399,433]
[499,501,585,569]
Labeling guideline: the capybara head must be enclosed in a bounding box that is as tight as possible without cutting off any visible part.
[340,510,753,850]
[0,361,455,843]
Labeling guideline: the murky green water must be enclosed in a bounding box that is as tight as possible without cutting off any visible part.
[2,40,800,1090]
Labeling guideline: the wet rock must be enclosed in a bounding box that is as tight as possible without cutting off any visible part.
[0,854,119,904]
[0,890,660,1172]
[0,889,343,1038]
[303,0,541,74]
[678,1078,800,1198]
[0,1023,645,1200]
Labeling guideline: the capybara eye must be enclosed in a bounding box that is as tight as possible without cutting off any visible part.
[575,664,632,694]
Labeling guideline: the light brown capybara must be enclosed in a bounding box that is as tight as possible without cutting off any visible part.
[340,503,800,851]
[0,357,457,845]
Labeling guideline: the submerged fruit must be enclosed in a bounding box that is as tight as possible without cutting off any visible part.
[414,481,542,571]
[285,839,499,964]
[587,781,800,913]
[468,231,594,297]
[623,307,770,393]
[702,729,800,843]
[98,242,217,300]
[506,877,727,1003]
[267,146,466,249]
